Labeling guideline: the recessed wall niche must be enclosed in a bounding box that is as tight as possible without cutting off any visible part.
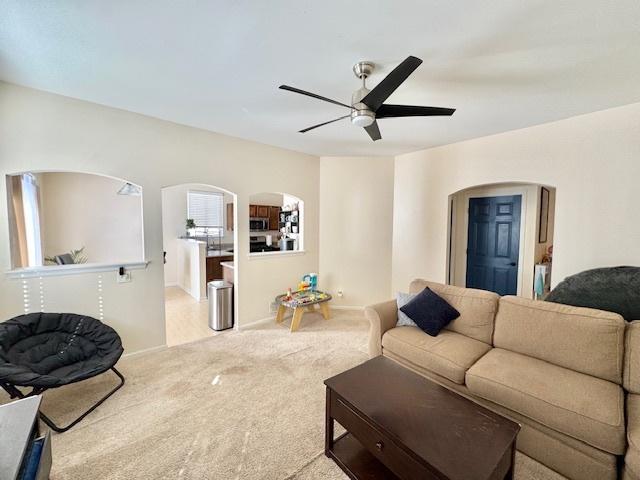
[6,171,144,269]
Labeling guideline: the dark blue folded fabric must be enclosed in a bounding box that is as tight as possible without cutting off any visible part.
[20,437,43,480]
[399,287,460,336]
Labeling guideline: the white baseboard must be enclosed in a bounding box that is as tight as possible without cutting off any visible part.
[331,305,365,311]
[237,316,274,330]
[164,282,178,288]
[122,344,168,359]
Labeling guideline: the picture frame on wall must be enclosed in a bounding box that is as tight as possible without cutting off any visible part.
[539,187,550,243]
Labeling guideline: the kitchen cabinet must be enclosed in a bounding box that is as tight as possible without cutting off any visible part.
[236,204,283,232]
[268,206,280,230]
[206,255,233,283]
[257,205,270,217]
[226,203,234,231]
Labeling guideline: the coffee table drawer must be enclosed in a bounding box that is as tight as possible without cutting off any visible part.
[331,394,439,480]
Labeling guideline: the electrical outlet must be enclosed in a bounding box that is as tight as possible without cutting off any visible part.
[337,290,344,298]
[117,272,131,283]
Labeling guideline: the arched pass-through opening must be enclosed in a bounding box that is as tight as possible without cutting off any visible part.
[5,170,145,272]
[446,182,556,299]
[160,183,239,347]
[247,192,304,255]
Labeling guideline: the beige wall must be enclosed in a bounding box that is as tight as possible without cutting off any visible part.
[0,82,319,354]
[39,172,144,264]
[250,192,283,207]
[392,101,640,293]
[162,184,233,287]
[319,156,394,307]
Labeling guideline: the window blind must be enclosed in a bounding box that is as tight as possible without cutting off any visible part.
[187,191,224,231]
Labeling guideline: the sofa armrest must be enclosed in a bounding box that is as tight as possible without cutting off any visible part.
[365,299,398,358]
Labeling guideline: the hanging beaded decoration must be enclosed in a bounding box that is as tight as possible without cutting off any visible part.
[39,276,45,312]
[22,275,30,314]
[97,274,104,320]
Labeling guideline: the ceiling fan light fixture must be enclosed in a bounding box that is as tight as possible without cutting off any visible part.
[351,110,375,127]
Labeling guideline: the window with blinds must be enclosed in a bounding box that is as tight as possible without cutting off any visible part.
[187,190,224,236]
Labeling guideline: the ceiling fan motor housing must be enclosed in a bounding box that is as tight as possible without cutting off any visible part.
[351,85,375,127]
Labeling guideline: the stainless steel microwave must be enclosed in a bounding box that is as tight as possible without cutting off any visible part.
[249,218,269,231]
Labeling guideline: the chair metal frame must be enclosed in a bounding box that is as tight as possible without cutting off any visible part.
[0,367,125,433]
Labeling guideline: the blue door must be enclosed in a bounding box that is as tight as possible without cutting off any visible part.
[466,195,521,295]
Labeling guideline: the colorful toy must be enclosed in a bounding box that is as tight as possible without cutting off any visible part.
[302,273,318,291]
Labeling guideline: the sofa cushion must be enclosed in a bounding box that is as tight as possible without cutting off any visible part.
[466,348,625,454]
[399,287,460,336]
[627,394,640,474]
[626,394,640,479]
[409,280,498,344]
[625,322,640,393]
[382,326,491,384]
[494,296,625,384]
[396,291,418,327]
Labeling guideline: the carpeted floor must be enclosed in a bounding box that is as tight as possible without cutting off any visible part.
[0,310,566,479]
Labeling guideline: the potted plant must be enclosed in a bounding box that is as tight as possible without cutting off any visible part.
[186,219,196,237]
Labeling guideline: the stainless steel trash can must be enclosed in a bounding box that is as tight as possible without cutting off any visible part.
[208,281,233,331]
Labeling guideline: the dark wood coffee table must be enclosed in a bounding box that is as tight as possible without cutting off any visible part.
[324,356,520,480]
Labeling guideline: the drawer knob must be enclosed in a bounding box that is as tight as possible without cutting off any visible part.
[376,441,384,451]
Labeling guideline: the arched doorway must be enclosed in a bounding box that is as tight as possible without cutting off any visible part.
[447,182,555,299]
[161,183,238,346]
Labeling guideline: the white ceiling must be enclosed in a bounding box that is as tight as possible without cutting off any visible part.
[1,1,639,157]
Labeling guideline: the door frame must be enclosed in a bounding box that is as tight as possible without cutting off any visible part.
[448,186,528,297]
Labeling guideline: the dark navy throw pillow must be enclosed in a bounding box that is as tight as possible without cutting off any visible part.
[399,287,460,336]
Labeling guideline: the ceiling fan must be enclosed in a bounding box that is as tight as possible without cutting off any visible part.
[279,56,455,141]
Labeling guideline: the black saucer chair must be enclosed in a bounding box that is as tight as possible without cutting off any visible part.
[0,312,125,433]
[545,266,640,321]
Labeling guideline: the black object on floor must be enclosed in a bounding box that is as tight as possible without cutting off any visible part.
[0,312,125,433]
[545,266,640,320]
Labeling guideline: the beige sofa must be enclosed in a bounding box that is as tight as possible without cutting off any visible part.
[366,279,638,480]
[624,323,640,479]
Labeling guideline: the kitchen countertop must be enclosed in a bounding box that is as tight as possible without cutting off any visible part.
[220,261,234,269]
[207,250,234,258]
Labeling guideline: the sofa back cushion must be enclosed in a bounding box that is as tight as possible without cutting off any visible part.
[494,296,625,384]
[624,321,640,393]
[409,280,498,344]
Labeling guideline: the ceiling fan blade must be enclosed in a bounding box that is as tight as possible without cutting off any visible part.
[364,121,381,141]
[279,85,352,110]
[299,115,350,133]
[361,56,423,111]
[376,104,456,118]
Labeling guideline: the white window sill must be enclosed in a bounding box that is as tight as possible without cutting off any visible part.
[5,260,150,279]
[247,250,306,260]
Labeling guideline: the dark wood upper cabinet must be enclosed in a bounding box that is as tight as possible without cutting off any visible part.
[226,203,234,231]
[249,205,257,217]
[268,206,280,231]
[256,205,270,218]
